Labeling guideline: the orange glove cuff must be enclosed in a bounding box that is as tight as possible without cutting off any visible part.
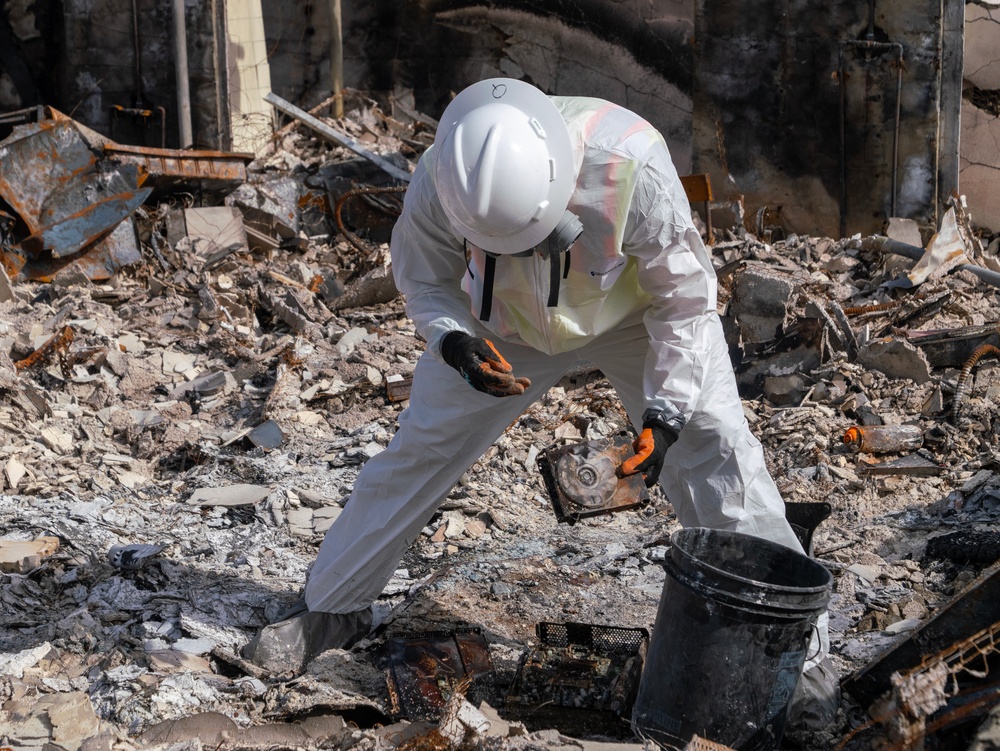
[621,428,655,475]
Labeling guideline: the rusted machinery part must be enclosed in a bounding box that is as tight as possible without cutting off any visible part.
[843,301,901,316]
[334,185,407,255]
[951,343,1000,422]
[14,325,75,372]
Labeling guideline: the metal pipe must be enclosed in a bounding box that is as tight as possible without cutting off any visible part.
[131,0,142,105]
[172,0,193,148]
[329,0,344,119]
[863,235,1000,289]
[265,92,412,182]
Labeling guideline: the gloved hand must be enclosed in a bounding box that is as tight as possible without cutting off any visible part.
[620,418,680,487]
[440,331,531,397]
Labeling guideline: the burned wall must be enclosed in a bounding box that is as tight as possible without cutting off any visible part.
[254,0,1000,236]
[692,0,964,240]
[962,1,1000,233]
[263,0,697,170]
[0,0,227,150]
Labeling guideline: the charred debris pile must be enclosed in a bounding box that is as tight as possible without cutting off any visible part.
[1,91,1000,751]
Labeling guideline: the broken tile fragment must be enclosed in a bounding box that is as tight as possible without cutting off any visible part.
[188,484,271,506]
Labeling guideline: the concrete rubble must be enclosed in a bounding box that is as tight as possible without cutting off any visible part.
[1,90,1000,751]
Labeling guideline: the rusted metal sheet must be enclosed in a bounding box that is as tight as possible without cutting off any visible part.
[5,219,143,283]
[0,119,97,234]
[22,220,143,282]
[20,189,151,258]
[103,143,253,194]
[0,111,152,280]
[379,628,494,721]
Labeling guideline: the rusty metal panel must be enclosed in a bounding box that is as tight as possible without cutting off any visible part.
[0,119,96,233]
[20,189,151,258]
[103,143,252,193]
[379,628,494,721]
[9,219,143,282]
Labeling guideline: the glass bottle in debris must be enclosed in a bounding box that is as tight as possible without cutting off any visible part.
[842,424,923,454]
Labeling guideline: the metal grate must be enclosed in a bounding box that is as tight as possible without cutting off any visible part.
[537,621,649,655]
[506,620,649,736]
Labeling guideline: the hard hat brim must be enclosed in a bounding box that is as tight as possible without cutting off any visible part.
[434,78,577,254]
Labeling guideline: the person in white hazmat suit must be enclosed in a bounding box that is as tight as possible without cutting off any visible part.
[244,77,837,729]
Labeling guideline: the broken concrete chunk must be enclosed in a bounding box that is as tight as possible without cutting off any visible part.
[169,207,248,264]
[314,506,343,533]
[188,483,271,507]
[248,419,284,449]
[287,507,315,537]
[335,326,376,356]
[226,176,302,240]
[40,426,74,454]
[763,374,810,406]
[5,456,28,489]
[172,636,217,655]
[129,409,165,427]
[729,264,798,344]
[146,649,213,673]
[886,217,924,248]
[847,563,881,584]
[117,332,145,353]
[102,345,128,376]
[297,410,324,425]
[856,337,932,384]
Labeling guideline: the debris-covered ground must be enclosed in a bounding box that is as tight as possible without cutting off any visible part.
[2,92,1000,751]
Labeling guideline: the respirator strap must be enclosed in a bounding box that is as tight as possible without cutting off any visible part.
[472,209,582,321]
[547,253,561,308]
[480,253,496,322]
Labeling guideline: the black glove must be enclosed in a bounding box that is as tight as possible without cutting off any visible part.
[440,331,531,398]
[620,418,680,487]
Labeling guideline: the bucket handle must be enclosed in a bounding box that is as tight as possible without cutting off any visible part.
[805,622,823,663]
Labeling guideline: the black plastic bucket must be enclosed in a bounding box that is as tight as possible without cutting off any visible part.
[631,528,833,751]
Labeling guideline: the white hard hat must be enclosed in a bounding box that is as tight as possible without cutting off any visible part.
[433,78,576,255]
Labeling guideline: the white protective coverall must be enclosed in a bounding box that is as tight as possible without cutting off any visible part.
[305,95,828,666]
